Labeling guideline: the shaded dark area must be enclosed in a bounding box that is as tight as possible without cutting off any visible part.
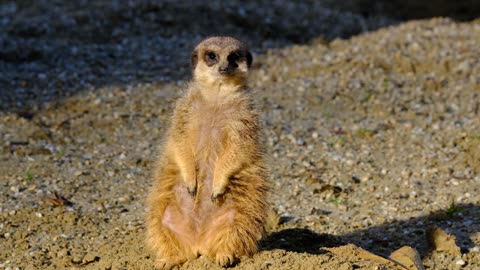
[262,203,479,257]
[1,0,479,112]
[323,0,480,21]
[261,228,339,254]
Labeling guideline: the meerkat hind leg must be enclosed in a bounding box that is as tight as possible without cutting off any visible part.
[150,203,198,269]
[201,207,255,267]
[215,253,236,267]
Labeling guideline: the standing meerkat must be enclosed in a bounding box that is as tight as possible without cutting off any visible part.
[146,36,269,269]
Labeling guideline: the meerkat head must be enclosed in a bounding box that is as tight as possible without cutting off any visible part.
[191,36,253,88]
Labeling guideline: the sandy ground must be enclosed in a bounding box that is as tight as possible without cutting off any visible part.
[1,1,480,269]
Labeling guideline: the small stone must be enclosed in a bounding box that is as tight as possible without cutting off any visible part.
[454,60,470,74]
[35,212,42,218]
[293,185,301,195]
[82,252,99,264]
[296,138,305,145]
[57,249,68,258]
[456,259,466,266]
[117,197,130,203]
[72,254,83,264]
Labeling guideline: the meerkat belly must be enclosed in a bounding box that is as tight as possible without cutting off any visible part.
[162,186,199,247]
[165,174,235,254]
[174,114,236,245]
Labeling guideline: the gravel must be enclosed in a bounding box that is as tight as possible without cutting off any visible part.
[1,1,479,269]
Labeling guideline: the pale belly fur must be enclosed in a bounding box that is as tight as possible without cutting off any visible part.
[162,107,235,254]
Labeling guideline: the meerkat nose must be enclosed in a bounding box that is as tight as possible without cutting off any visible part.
[218,65,230,75]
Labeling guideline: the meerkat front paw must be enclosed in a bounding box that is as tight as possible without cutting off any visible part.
[211,176,228,201]
[182,172,197,197]
[185,179,197,197]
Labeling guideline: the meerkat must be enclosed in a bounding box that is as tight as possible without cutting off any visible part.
[146,36,269,269]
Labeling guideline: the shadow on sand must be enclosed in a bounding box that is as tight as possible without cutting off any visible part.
[261,203,479,258]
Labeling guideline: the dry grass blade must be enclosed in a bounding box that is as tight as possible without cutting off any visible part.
[44,191,73,207]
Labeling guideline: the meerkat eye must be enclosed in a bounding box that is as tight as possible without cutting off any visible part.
[205,52,217,61]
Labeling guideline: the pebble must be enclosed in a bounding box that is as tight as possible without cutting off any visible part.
[57,249,68,258]
[82,253,99,264]
[72,254,83,264]
[456,259,466,266]
[117,196,130,203]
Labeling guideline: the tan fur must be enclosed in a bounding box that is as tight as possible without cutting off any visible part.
[145,37,269,269]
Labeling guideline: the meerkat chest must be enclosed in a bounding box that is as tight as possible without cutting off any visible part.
[189,101,236,152]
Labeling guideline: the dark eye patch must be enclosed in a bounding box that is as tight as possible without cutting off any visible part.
[227,51,241,63]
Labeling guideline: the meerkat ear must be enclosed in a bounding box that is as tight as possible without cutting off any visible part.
[191,49,199,70]
[246,51,253,68]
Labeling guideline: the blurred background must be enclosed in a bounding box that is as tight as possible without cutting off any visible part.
[1,0,479,111]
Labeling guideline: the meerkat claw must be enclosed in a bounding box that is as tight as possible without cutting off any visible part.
[215,253,235,267]
[210,192,223,202]
[187,185,197,197]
